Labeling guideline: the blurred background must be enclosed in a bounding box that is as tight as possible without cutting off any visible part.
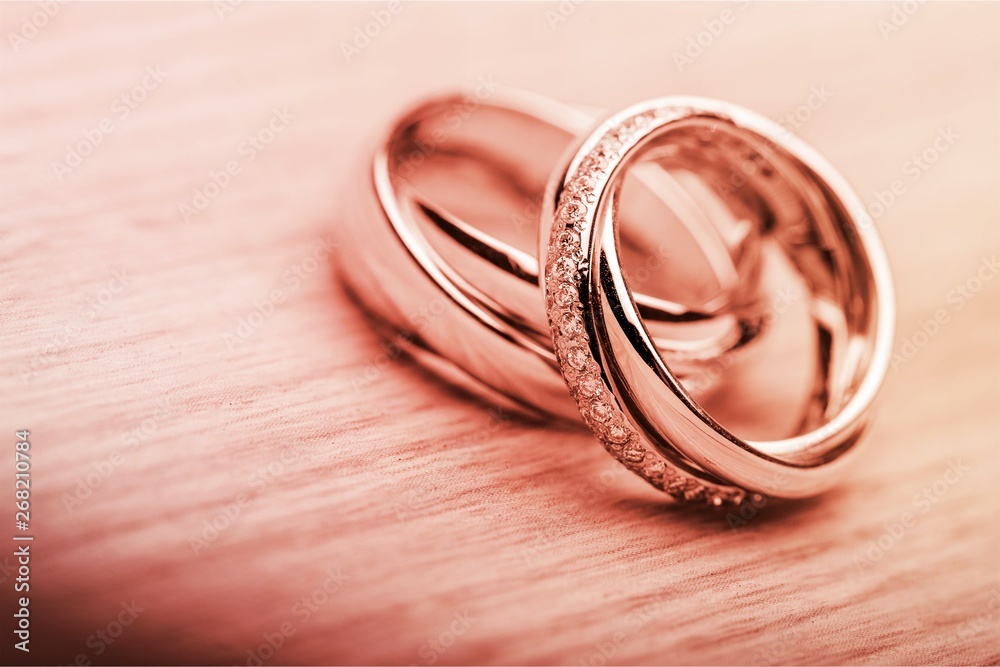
[1,2,998,665]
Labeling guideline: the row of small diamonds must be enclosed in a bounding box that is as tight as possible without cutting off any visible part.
[543,109,746,507]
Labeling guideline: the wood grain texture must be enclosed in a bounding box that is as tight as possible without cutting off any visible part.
[1,2,998,665]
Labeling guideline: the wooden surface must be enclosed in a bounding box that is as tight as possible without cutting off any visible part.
[1,2,999,665]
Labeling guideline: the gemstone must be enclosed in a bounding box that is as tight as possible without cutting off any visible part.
[560,312,584,336]
[598,144,620,161]
[682,481,705,502]
[622,447,645,463]
[571,175,596,193]
[561,365,579,383]
[589,400,613,423]
[566,346,588,371]
[585,154,609,172]
[555,230,580,253]
[550,257,577,279]
[578,375,603,398]
[606,423,630,444]
[644,461,666,478]
[666,478,687,495]
[553,284,575,308]
[556,335,578,356]
[558,198,586,220]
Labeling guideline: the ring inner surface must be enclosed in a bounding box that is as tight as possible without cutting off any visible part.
[388,97,770,372]
[598,116,880,464]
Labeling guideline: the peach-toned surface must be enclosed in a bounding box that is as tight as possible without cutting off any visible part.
[1,2,998,665]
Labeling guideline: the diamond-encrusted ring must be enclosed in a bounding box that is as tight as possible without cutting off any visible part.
[541,97,895,503]
[338,90,769,422]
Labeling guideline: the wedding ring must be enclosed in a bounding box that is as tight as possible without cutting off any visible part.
[541,97,895,502]
[340,91,768,421]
